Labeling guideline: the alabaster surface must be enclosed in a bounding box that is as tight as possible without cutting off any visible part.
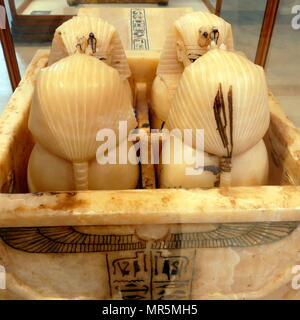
[1,223,300,300]
[28,143,139,192]
[151,11,234,125]
[157,48,270,187]
[28,53,137,191]
[158,136,269,189]
[0,6,300,301]
[48,16,131,80]
[77,7,194,52]
[166,48,270,156]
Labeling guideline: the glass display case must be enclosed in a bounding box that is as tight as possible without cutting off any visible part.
[1,0,300,301]
[3,0,297,122]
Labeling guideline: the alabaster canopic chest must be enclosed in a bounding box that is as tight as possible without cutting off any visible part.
[0,8,300,300]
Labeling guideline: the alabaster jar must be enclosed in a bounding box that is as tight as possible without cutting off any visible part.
[161,48,270,187]
[158,135,269,189]
[28,141,140,192]
[28,53,138,191]
[151,11,234,126]
[166,49,270,157]
[48,16,131,80]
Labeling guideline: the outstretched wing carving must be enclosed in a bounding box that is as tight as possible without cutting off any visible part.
[0,227,146,253]
[152,222,299,249]
[0,222,298,253]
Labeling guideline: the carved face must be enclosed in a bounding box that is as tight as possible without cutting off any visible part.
[75,32,113,66]
[176,26,220,67]
[49,16,131,79]
[157,12,234,77]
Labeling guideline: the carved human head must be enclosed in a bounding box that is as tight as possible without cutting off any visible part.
[48,16,131,79]
[157,11,234,74]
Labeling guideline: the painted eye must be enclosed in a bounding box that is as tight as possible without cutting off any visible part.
[99,57,106,61]
[211,28,220,41]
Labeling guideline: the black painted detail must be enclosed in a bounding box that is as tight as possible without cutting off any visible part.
[0,222,298,253]
[130,8,149,50]
[152,222,298,249]
[0,227,146,253]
